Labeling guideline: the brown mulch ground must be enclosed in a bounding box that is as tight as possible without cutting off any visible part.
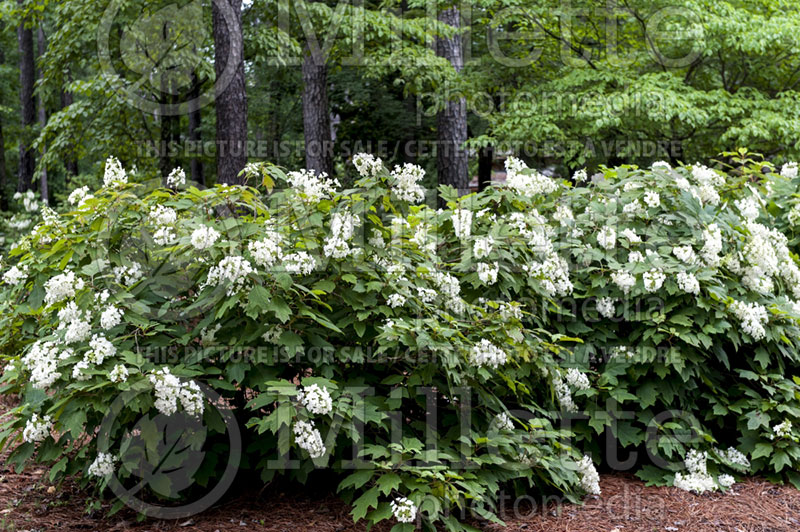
[1,396,799,531]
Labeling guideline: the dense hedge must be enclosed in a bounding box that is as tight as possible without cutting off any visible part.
[0,150,799,529]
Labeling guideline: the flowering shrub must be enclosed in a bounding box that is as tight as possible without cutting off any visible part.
[0,157,593,529]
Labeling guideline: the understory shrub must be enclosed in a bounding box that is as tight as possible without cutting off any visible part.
[1,149,799,529]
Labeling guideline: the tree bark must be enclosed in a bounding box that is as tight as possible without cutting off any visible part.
[478,145,493,192]
[302,44,332,176]
[0,41,7,209]
[188,72,204,186]
[212,0,248,185]
[435,7,468,195]
[36,27,48,204]
[17,9,36,193]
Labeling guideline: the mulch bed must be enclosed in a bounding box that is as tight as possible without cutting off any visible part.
[1,395,799,531]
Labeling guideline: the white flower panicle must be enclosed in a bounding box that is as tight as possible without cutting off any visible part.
[573,168,588,182]
[149,368,205,417]
[735,196,760,220]
[781,161,798,179]
[643,269,666,292]
[44,270,85,306]
[100,305,123,330]
[452,209,473,239]
[716,447,750,469]
[86,334,116,364]
[473,236,494,259]
[493,412,514,431]
[353,153,383,177]
[298,384,333,415]
[202,256,254,296]
[387,293,406,308]
[23,413,52,443]
[88,452,117,477]
[22,341,61,389]
[611,271,636,294]
[554,378,577,412]
[620,228,641,244]
[701,224,723,266]
[248,231,283,267]
[391,497,417,523]
[676,271,700,294]
[390,163,426,203]
[103,156,127,187]
[505,156,558,196]
[577,455,601,495]
[769,420,792,440]
[730,300,768,340]
[191,226,221,250]
[673,245,696,264]
[166,167,186,188]
[2,265,28,285]
[109,364,129,383]
[565,368,591,390]
[673,449,731,493]
[113,262,144,286]
[67,186,93,207]
[283,252,316,275]
[477,262,499,285]
[470,339,508,369]
[597,226,616,250]
[596,297,615,318]
[643,191,660,208]
[286,169,340,203]
[293,420,326,458]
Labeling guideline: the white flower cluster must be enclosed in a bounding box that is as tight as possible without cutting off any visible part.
[390,163,426,203]
[149,368,205,417]
[390,497,417,523]
[554,378,577,412]
[469,339,508,369]
[109,364,129,383]
[2,265,28,285]
[103,156,127,187]
[643,191,660,209]
[248,231,283,268]
[202,255,253,296]
[298,384,333,415]
[597,226,616,250]
[452,209,472,239]
[596,297,615,318]
[477,262,499,285]
[523,254,573,297]
[191,226,221,250]
[113,262,145,286]
[573,168,588,182]
[293,420,325,458]
[493,412,514,431]
[611,271,636,294]
[620,228,641,244]
[44,270,85,306]
[67,186,93,207]
[577,455,601,495]
[85,334,116,365]
[565,368,591,390]
[88,452,117,477]
[324,210,362,259]
[689,165,725,206]
[730,300,768,340]
[15,190,38,212]
[22,413,52,443]
[286,169,340,203]
[643,269,665,292]
[715,447,750,470]
[673,449,728,493]
[387,293,406,308]
[673,245,696,264]
[283,251,316,275]
[100,305,123,330]
[149,205,178,245]
[781,161,798,179]
[769,420,793,440]
[473,236,494,259]
[676,271,700,294]
[22,341,61,389]
[701,224,723,266]
[353,153,383,177]
[166,167,186,188]
[735,196,760,220]
[553,205,574,226]
[505,156,558,196]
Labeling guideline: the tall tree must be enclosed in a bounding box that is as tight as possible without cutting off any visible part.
[435,6,468,194]
[188,72,203,186]
[0,40,8,210]
[302,43,332,176]
[36,26,48,203]
[17,4,36,193]
[212,0,248,185]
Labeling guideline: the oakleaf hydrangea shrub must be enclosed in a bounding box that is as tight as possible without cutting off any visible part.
[0,157,593,530]
[448,154,800,490]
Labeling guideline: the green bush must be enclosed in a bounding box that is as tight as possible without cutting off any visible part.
[0,156,591,530]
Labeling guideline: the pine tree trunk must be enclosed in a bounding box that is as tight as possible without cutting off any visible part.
[302,44,332,177]
[212,0,248,185]
[435,7,468,195]
[36,27,48,204]
[478,145,493,192]
[188,73,204,186]
[17,10,36,193]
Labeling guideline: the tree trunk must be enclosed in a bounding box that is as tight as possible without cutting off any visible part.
[212,0,248,185]
[0,42,7,209]
[60,86,78,177]
[158,88,178,181]
[302,44,332,177]
[188,72,204,186]
[478,145,493,192]
[17,9,36,193]
[36,27,48,204]
[435,7,468,195]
